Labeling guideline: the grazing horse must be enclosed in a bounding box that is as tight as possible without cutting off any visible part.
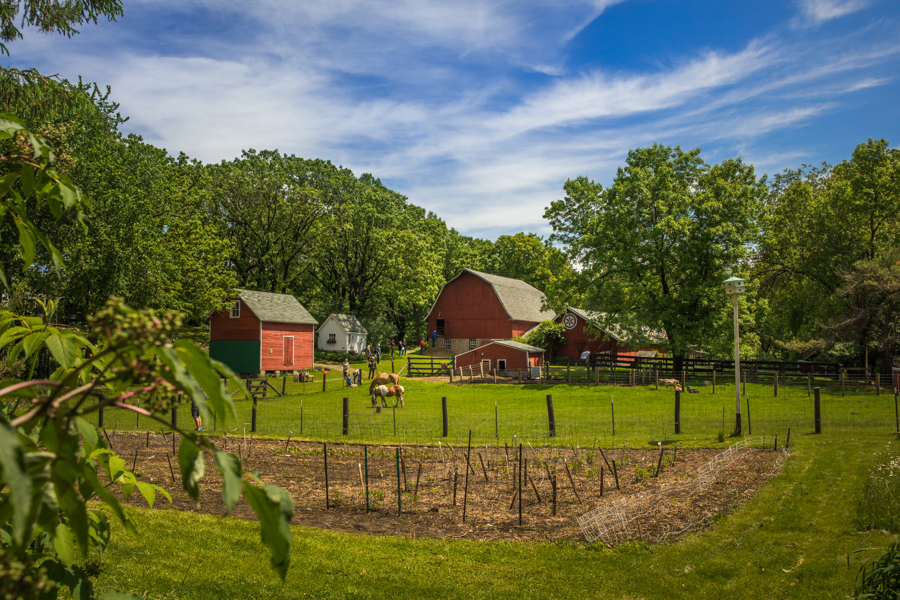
[369,372,400,395]
[659,379,680,389]
[371,384,405,408]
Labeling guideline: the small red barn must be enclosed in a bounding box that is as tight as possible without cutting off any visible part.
[427,269,556,354]
[553,307,666,362]
[454,340,545,372]
[209,289,318,374]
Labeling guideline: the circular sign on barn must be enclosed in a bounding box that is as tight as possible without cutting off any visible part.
[563,314,577,330]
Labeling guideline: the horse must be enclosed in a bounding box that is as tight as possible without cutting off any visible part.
[659,379,680,389]
[369,372,400,395]
[371,384,404,408]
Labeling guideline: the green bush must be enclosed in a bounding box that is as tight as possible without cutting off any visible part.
[850,537,900,599]
[857,440,900,533]
[315,349,353,363]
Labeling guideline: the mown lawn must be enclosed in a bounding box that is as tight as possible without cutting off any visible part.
[86,429,897,599]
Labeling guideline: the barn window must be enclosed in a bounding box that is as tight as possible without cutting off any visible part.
[469,338,477,349]
[498,359,507,370]
[444,339,452,350]
[327,333,336,344]
[230,301,240,318]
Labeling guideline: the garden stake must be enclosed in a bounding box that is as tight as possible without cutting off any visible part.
[364,445,370,513]
[786,427,791,449]
[600,466,604,496]
[323,443,330,509]
[248,437,252,458]
[171,432,175,455]
[673,443,678,463]
[655,442,664,477]
[136,400,140,428]
[357,463,365,492]
[166,453,176,481]
[564,459,581,504]
[439,441,444,463]
[463,430,472,522]
[145,430,149,447]
[102,428,113,450]
[452,470,458,506]
[529,474,542,503]
[478,452,489,482]
[284,432,292,454]
[392,397,397,436]
[131,448,138,473]
[508,485,518,510]
[401,451,408,491]
[396,448,401,516]
[774,434,778,450]
[518,444,523,525]
[300,400,303,434]
[414,462,422,498]
[504,441,509,462]
[612,458,620,490]
[551,475,557,516]
[597,447,613,475]
[494,400,498,440]
[746,394,752,435]
[446,442,456,457]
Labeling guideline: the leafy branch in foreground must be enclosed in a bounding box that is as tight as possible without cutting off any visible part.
[0,119,295,599]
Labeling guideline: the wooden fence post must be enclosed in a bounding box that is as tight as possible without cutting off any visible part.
[342,397,349,436]
[322,372,327,392]
[876,373,880,396]
[171,405,177,429]
[841,371,845,397]
[442,396,448,437]
[712,369,716,394]
[774,372,778,397]
[814,387,821,434]
[674,389,681,434]
[251,397,257,433]
[547,394,556,437]
[493,368,497,384]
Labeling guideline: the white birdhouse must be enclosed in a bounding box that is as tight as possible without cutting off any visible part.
[723,276,746,295]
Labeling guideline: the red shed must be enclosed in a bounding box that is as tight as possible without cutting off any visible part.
[553,307,667,362]
[209,289,318,374]
[454,340,545,372]
[427,269,556,354]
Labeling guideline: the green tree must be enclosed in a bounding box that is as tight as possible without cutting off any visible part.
[546,144,766,371]
[0,0,123,55]
[0,117,294,598]
[520,320,565,358]
[207,150,341,296]
[493,232,580,312]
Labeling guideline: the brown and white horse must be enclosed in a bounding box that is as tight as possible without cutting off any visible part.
[369,372,400,395]
[371,384,404,408]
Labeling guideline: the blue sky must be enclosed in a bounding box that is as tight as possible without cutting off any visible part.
[7,0,899,238]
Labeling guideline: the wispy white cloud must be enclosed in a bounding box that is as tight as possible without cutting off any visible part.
[793,0,873,27]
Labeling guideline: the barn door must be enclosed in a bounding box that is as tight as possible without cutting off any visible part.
[283,336,294,366]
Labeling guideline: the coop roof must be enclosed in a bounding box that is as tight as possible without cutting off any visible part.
[325,314,367,334]
[235,289,318,325]
[432,269,556,323]
[456,340,545,358]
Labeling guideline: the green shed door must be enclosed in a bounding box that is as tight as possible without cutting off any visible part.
[210,340,261,374]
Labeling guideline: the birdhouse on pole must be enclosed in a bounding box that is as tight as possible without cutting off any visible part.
[723,276,746,296]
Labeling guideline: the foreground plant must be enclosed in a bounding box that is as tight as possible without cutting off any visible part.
[849,537,900,600]
[0,115,294,599]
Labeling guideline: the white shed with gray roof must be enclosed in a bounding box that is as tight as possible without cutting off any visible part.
[317,314,368,354]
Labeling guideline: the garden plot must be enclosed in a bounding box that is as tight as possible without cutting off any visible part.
[103,432,784,545]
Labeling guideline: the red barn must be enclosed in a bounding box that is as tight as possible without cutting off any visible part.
[209,289,318,374]
[454,340,545,372]
[427,269,556,354]
[553,307,667,362]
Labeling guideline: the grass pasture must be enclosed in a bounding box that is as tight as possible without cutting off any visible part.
[80,372,900,451]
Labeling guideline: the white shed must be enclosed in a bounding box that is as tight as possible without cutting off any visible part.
[316,314,368,354]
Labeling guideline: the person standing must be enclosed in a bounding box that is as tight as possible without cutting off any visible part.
[420,338,425,354]
[431,330,437,348]
[376,343,381,364]
[342,358,351,387]
[367,355,377,380]
[362,345,372,360]
[390,340,395,357]
[400,340,406,356]
[191,400,203,432]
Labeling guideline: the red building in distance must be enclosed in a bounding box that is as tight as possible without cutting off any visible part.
[454,340,544,372]
[553,307,667,362]
[208,289,317,374]
[426,269,556,354]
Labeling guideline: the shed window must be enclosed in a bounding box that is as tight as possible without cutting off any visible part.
[444,339,452,350]
[327,333,336,344]
[230,301,240,318]
[469,339,477,349]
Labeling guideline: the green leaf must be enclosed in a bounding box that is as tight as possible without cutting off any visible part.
[0,418,30,544]
[177,436,205,502]
[214,450,242,515]
[242,475,294,581]
[53,522,76,566]
[20,164,34,198]
[45,332,79,369]
[175,339,237,424]
[135,481,156,509]
[73,418,99,456]
[13,218,35,270]
[80,468,136,535]
[22,330,50,361]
